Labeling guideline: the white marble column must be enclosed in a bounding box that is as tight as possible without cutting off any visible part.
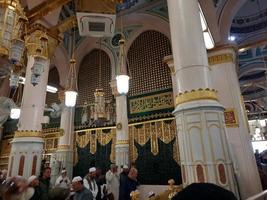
[167,0,238,195]
[9,54,49,178]
[208,46,262,198]
[8,29,57,178]
[55,102,75,181]
[111,80,129,167]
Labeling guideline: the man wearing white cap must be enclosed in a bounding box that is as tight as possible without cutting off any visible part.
[28,175,42,200]
[106,164,119,200]
[55,169,71,189]
[84,167,98,200]
[72,176,93,200]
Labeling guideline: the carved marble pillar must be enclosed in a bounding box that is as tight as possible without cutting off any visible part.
[55,90,75,181]
[167,0,238,195]
[9,27,58,178]
[111,79,129,167]
[208,45,262,198]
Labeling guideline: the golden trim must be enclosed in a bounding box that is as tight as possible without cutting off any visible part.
[57,145,70,150]
[175,88,218,105]
[116,140,129,145]
[208,53,234,66]
[116,123,122,130]
[14,130,43,138]
[224,108,239,127]
[0,46,8,57]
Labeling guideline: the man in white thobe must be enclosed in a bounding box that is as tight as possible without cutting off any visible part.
[55,169,71,189]
[84,167,98,200]
[106,164,119,200]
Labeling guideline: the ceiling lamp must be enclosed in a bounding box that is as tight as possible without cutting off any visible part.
[10,107,20,119]
[9,64,22,88]
[0,0,27,58]
[65,58,78,107]
[116,38,129,95]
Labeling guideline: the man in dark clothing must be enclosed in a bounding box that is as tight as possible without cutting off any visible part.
[39,167,52,200]
[119,167,138,200]
[172,183,237,200]
[119,165,129,185]
[28,175,42,200]
[72,176,93,200]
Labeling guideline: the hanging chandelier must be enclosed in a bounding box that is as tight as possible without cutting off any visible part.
[116,38,129,94]
[0,0,27,59]
[65,58,78,107]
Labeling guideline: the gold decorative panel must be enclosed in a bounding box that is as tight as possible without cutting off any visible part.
[128,31,172,96]
[129,119,177,160]
[224,108,239,127]
[74,118,179,165]
[129,91,174,114]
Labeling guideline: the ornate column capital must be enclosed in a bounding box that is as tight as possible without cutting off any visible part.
[208,44,237,66]
[163,55,175,74]
[175,88,218,106]
[26,23,60,59]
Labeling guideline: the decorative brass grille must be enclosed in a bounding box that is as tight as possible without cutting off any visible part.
[78,49,112,105]
[127,30,172,96]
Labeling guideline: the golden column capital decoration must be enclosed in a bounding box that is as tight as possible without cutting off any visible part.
[208,53,234,66]
[57,145,70,150]
[14,130,43,138]
[163,55,175,74]
[116,140,129,145]
[175,88,218,105]
[26,23,60,59]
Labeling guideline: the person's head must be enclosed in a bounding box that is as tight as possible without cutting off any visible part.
[89,167,96,179]
[42,167,51,179]
[110,164,118,173]
[72,176,83,192]
[1,169,7,178]
[61,169,67,177]
[96,167,102,177]
[172,183,237,200]
[122,165,129,173]
[28,175,39,187]
[128,167,138,180]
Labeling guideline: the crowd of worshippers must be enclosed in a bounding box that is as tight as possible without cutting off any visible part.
[0,164,139,200]
[0,165,238,200]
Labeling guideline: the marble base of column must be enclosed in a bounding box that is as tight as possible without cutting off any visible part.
[174,100,238,195]
[115,143,129,167]
[8,131,44,178]
[54,146,73,180]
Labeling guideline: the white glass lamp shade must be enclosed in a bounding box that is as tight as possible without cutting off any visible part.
[10,73,19,88]
[30,74,41,86]
[116,75,129,94]
[65,90,78,107]
[32,56,46,76]
[10,108,21,119]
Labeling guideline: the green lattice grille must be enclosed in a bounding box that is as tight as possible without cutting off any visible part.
[128,31,172,96]
[78,49,112,105]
